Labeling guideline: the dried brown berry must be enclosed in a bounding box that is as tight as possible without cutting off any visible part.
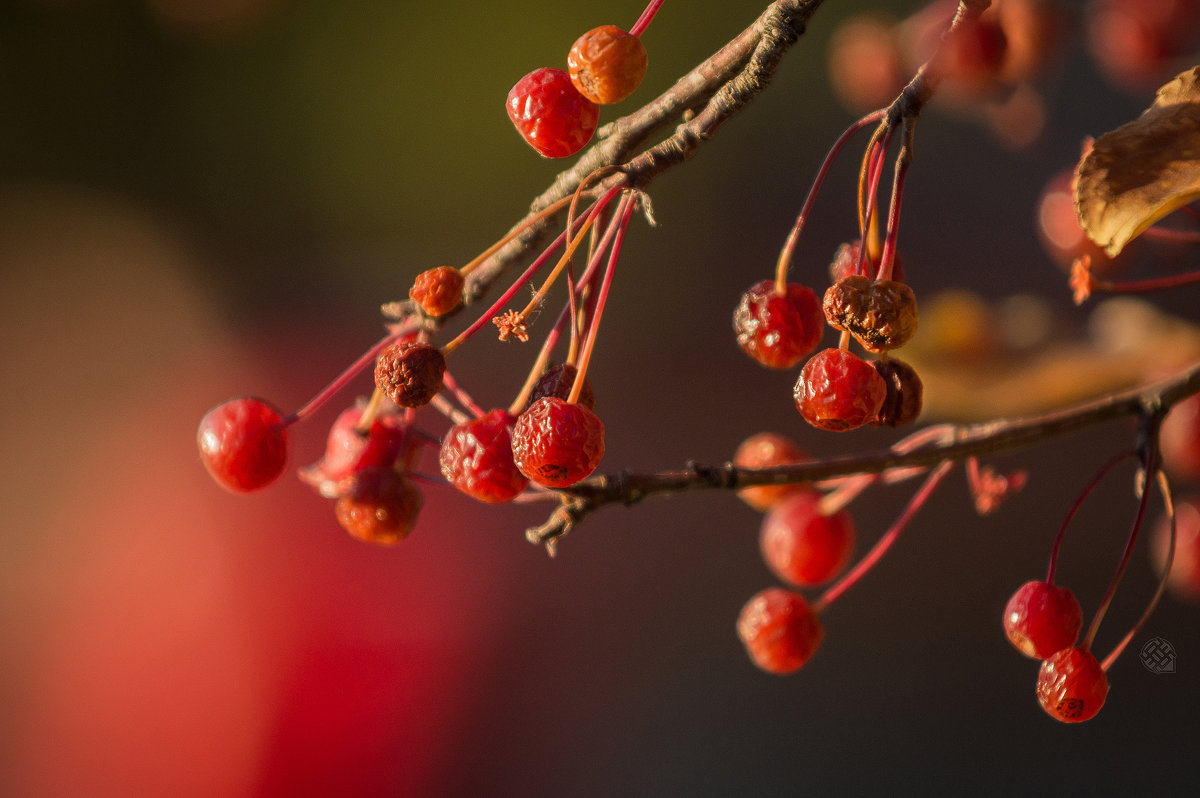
[374,341,446,408]
[871,358,923,427]
[335,466,423,545]
[409,266,464,317]
[822,274,918,353]
[527,363,596,410]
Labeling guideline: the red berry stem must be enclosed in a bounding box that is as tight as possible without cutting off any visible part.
[459,195,575,278]
[287,326,415,425]
[1085,268,1200,299]
[815,459,954,612]
[1139,225,1200,244]
[429,393,471,426]
[1100,470,1176,671]
[629,0,666,37]
[856,126,894,279]
[1045,451,1136,585]
[773,109,887,295]
[569,193,636,405]
[816,424,954,515]
[440,369,485,419]
[1082,450,1158,651]
[877,123,914,283]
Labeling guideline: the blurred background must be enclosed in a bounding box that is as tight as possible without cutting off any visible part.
[2,0,1198,795]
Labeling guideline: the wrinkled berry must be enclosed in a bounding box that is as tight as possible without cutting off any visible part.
[567,25,648,105]
[733,279,825,369]
[409,266,465,317]
[829,238,904,283]
[335,466,423,545]
[1036,647,1108,723]
[528,363,596,410]
[197,396,290,493]
[737,587,824,674]
[871,358,923,427]
[823,274,918,353]
[507,67,600,159]
[374,341,445,408]
[440,409,529,504]
[511,397,605,488]
[794,348,887,432]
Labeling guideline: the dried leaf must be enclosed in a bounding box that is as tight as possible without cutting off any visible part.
[1074,66,1200,256]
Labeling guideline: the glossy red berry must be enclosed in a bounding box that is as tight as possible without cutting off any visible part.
[298,405,409,498]
[794,348,887,432]
[1002,580,1084,659]
[511,397,605,488]
[374,341,445,408]
[409,265,465,317]
[760,491,855,586]
[440,409,529,504]
[335,466,423,545]
[506,67,600,159]
[732,431,811,512]
[197,396,290,493]
[1152,495,1200,602]
[528,363,596,410]
[1035,646,1108,723]
[737,587,824,675]
[567,25,648,105]
[733,279,824,369]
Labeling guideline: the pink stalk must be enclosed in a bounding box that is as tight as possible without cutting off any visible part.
[878,146,911,282]
[630,0,665,37]
[440,370,485,419]
[1045,452,1135,585]
[856,128,894,279]
[1141,225,1200,244]
[286,327,413,424]
[815,460,955,612]
[773,109,887,294]
[1092,268,1200,296]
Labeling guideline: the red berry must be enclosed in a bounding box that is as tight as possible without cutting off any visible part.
[298,405,409,498]
[506,67,600,159]
[733,279,824,369]
[197,396,290,493]
[1160,393,1200,479]
[1152,495,1200,602]
[939,15,1008,96]
[760,492,855,586]
[567,25,648,105]
[732,431,811,512]
[440,409,529,504]
[374,341,446,408]
[409,266,465,317]
[528,363,596,410]
[829,238,905,283]
[794,348,887,432]
[736,587,824,674]
[511,397,605,488]
[335,466,423,545]
[1002,580,1084,659]
[1035,647,1109,723]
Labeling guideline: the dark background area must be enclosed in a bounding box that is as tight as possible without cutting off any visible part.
[1,1,1197,795]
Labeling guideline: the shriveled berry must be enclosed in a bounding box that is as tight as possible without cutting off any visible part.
[335,466,422,545]
[528,363,596,410]
[871,358,923,427]
[409,266,464,317]
[511,397,605,488]
[567,25,648,105]
[440,409,529,504]
[823,274,918,353]
[760,492,855,586]
[1003,580,1083,659]
[197,396,290,493]
[1036,647,1108,723]
[733,431,811,512]
[1152,495,1200,602]
[733,279,824,369]
[506,67,600,159]
[829,238,904,283]
[737,587,824,674]
[794,348,887,432]
[374,341,445,408]
[298,405,409,499]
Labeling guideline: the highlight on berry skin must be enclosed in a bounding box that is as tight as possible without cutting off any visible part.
[736,587,824,675]
[506,67,600,159]
[196,396,290,493]
[732,279,825,369]
[1002,580,1083,660]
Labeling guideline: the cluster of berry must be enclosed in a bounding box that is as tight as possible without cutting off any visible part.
[506,3,662,158]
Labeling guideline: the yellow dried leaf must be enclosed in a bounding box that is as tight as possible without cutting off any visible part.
[1074,66,1200,256]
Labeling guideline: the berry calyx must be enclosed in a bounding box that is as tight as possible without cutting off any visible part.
[506,67,600,159]
[197,396,290,493]
[374,341,446,408]
[823,274,918,353]
[1003,580,1084,659]
[528,363,596,410]
[733,279,824,369]
[1035,646,1109,723]
[567,25,648,105]
[732,431,811,511]
[736,587,824,675]
[440,409,529,504]
[511,396,605,488]
[409,265,465,317]
[871,357,923,427]
[760,491,855,586]
[794,348,887,432]
[335,466,423,545]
